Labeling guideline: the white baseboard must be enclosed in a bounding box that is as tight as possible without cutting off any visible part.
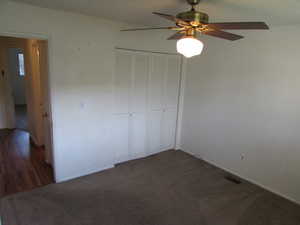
[181,148,300,205]
[56,165,115,183]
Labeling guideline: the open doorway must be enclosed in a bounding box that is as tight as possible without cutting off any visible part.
[0,36,54,197]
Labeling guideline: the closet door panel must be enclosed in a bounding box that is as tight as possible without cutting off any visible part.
[114,51,132,114]
[130,113,147,159]
[149,55,166,110]
[112,115,130,163]
[148,110,163,154]
[161,109,178,150]
[165,56,181,109]
[113,50,181,162]
[132,54,148,113]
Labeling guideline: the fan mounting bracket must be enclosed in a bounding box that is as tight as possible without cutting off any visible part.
[176,11,209,24]
[186,0,201,6]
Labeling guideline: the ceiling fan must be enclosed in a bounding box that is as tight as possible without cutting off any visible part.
[121,0,269,58]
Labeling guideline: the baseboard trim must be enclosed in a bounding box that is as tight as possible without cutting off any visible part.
[181,148,300,206]
[56,165,115,183]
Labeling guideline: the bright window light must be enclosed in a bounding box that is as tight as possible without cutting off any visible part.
[18,53,25,76]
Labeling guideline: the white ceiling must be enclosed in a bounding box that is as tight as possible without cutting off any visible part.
[11,0,300,27]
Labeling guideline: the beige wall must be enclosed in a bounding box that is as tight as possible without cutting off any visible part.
[181,25,300,204]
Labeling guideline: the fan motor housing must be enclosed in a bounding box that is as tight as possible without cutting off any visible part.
[176,11,209,24]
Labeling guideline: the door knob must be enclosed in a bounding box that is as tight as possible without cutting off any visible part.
[42,112,48,118]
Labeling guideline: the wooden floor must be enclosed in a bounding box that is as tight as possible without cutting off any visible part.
[0,129,54,199]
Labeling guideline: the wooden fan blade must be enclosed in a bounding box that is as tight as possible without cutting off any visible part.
[202,30,244,41]
[167,31,185,40]
[121,27,174,31]
[207,22,269,30]
[153,12,189,25]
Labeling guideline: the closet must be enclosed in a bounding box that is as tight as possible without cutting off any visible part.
[113,49,181,163]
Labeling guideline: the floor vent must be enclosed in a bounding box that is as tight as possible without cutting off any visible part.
[225,175,242,184]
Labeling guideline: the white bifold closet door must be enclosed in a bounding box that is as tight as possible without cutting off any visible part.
[113,49,181,163]
[148,53,181,154]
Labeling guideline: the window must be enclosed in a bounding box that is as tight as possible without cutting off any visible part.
[18,53,25,76]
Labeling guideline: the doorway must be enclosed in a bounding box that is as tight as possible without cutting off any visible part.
[0,35,54,197]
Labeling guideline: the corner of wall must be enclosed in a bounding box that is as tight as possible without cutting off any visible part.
[175,57,187,150]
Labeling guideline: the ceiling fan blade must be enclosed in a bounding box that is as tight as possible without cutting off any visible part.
[153,12,189,25]
[202,30,244,41]
[207,22,269,30]
[121,27,174,31]
[167,31,186,40]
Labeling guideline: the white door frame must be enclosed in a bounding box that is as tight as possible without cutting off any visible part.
[0,31,57,182]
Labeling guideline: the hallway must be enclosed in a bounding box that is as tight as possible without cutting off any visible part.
[15,105,28,131]
[0,129,54,198]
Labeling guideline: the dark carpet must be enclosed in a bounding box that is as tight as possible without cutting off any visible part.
[0,150,300,225]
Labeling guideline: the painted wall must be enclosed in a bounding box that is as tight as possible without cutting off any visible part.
[181,25,300,204]
[0,1,177,182]
[8,48,26,105]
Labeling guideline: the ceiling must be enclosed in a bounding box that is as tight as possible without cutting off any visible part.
[11,0,300,27]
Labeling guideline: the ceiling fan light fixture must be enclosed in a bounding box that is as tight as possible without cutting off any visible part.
[121,0,269,54]
[177,36,203,58]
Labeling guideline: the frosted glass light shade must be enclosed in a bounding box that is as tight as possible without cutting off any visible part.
[177,37,204,58]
